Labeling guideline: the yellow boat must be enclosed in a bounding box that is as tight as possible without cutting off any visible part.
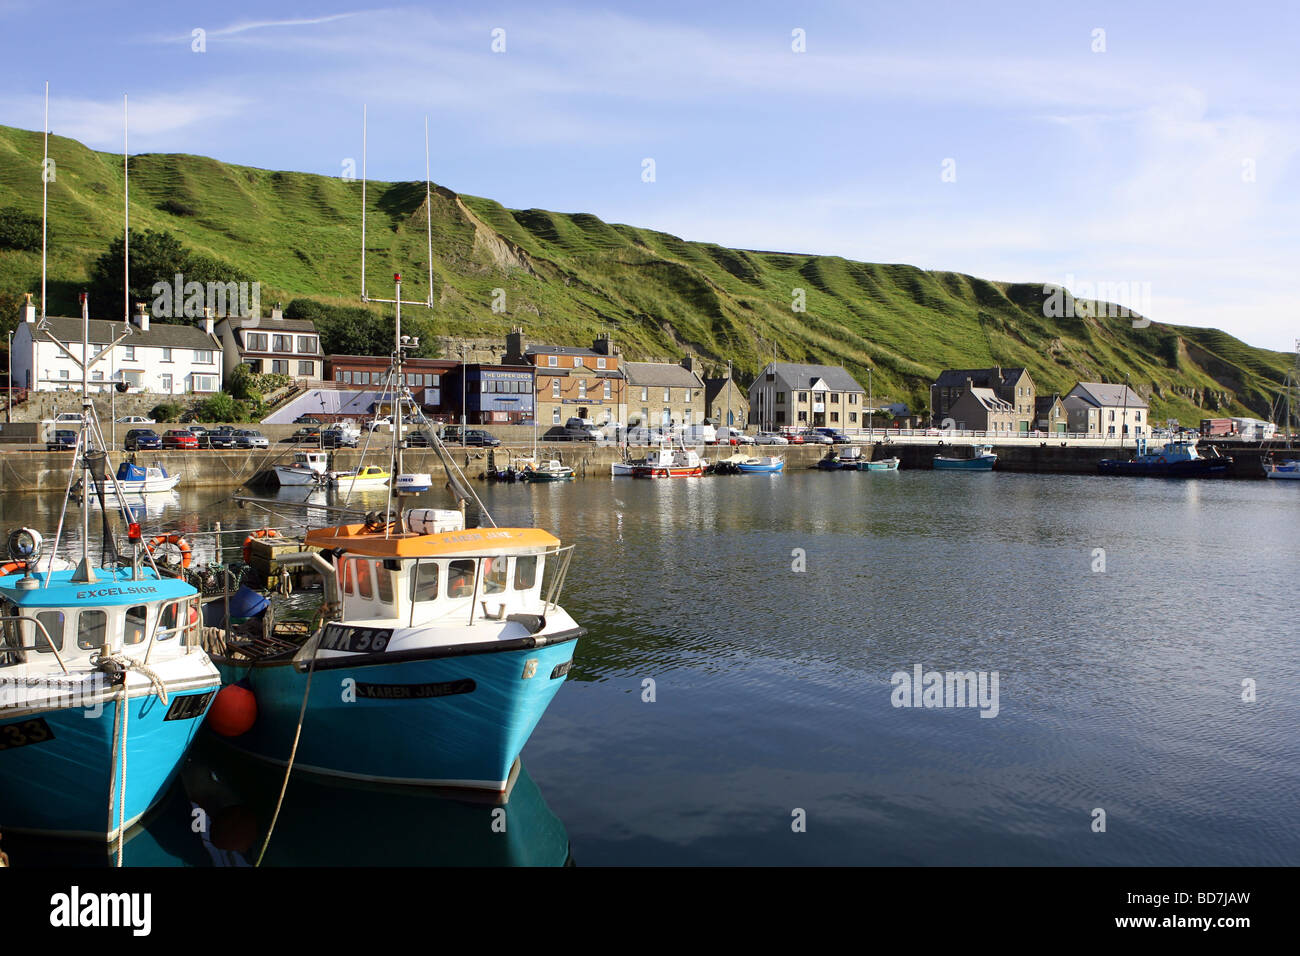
[327,464,390,492]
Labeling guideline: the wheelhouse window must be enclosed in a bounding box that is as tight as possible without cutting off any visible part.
[77,609,108,650]
[375,562,394,605]
[33,610,64,653]
[340,559,354,596]
[124,606,148,645]
[515,556,538,590]
[409,562,439,602]
[356,561,373,600]
[448,560,475,598]
[483,558,508,595]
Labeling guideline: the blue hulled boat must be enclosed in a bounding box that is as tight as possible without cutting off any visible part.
[933,444,997,470]
[1098,438,1231,478]
[736,456,784,474]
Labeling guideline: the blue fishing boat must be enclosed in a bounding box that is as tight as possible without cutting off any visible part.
[0,296,219,846]
[857,456,900,471]
[933,444,997,470]
[1098,438,1231,478]
[736,456,784,474]
[1264,457,1300,480]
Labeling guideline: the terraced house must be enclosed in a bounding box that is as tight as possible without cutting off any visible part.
[747,362,866,430]
[504,330,624,428]
[1064,382,1148,439]
[931,366,1036,433]
[214,306,323,381]
[624,357,706,428]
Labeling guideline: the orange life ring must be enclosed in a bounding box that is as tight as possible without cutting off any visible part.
[0,560,26,575]
[243,528,281,563]
[147,534,193,568]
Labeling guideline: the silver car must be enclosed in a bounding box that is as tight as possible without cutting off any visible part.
[233,429,270,449]
[754,431,789,445]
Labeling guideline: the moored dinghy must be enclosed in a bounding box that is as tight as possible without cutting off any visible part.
[737,455,784,474]
[934,444,997,471]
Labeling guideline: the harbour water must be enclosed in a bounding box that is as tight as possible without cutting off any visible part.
[2,470,1297,865]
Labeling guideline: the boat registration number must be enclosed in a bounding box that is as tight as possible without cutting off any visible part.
[321,624,394,653]
[0,717,55,751]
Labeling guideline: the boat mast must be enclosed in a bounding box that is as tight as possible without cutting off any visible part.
[71,294,94,583]
[40,82,48,324]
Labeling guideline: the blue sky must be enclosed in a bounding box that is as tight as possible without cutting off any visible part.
[2,0,1297,351]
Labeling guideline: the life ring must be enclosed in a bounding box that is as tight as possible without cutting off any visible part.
[0,560,26,575]
[1157,456,1167,464]
[242,528,281,563]
[147,534,193,568]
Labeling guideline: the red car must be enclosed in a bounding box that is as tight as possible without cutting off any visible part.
[162,429,199,449]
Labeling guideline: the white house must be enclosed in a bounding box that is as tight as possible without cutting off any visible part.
[214,306,322,381]
[1064,382,1148,438]
[10,297,222,395]
[747,362,866,430]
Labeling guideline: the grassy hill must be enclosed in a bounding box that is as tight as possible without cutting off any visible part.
[0,123,1293,424]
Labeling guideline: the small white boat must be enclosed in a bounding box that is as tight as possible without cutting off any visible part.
[633,446,705,478]
[328,465,391,492]
[1264,457,1300,480]
[274,451,330,487]
[91,462,181,496]
[522,460,575,482]
[737,456,784,474]
[395,472,434,494]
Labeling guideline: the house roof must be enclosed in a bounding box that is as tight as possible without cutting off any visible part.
[759,362,864,392]
[1068,382,1148,408]
[525,344,603,358]
[935,367,1027,389]
[623,361,704,388]
[31,316,218,350]
[219,315,319,335]
[262,388,395,424]
[1035,394,1064,414]
[962,387,1013,412]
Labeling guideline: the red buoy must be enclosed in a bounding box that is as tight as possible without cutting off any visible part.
[207,684,257,737]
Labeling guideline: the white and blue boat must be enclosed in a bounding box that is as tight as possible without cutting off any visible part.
[1098,438,1231,478]
[1264,457,1300,480]
[737,456,784,474]
[933,444,997,471]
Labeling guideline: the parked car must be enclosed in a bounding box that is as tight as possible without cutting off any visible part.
[784,431,806,444]
[321,426,358,448]
[815,427,853,444]
[677,423,718,444]
[46,429,77,451]
[233,429,269,450]
[293,415,323,425]
[714,427,756,446]
[754,431,790,445]
[115,415,155,425]
[798,429,834,444]
[162,429,199,450]
[124,428,162,451]
[41,412,85,425]
[402,431,431,448]
[203,426,239,449]
[441,425,501,447]
[284,427,321,444]
[564,418,604,440]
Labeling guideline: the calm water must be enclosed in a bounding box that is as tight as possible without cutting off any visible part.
[3,470,1298,865]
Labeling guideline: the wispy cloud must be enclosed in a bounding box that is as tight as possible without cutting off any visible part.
[156,10,373,44]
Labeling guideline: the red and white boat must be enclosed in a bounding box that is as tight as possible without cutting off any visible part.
[633,446,705,478]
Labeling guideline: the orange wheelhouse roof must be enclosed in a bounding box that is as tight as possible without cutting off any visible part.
[304,524,560,558]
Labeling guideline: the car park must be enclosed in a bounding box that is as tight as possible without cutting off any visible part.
[564,418,604,440]
[46,429,77,451]
[162,429,198,449]
[798,429,834,444]
[321,427,358,448]
[124,428,162,451]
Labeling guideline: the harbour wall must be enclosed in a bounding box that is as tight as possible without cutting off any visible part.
[0,439,1272,492]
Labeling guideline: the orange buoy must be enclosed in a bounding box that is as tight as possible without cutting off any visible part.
[207,683,257,737]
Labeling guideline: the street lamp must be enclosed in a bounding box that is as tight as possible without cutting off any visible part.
[6,329,12,424]
[460,344,468,446]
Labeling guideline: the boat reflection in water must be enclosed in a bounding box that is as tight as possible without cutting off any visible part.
[184,739,571,867]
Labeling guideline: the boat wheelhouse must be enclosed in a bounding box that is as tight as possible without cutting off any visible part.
[328,464,390,492]
[1098,438,1231,478]
[934,444,997,471]
[275,451,330,487]
[90,462,181,496]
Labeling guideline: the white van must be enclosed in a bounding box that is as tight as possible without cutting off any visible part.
[678,423,717,444]
[714,426,754,445]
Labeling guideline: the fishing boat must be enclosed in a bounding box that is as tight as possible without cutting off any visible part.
[1097,438,1231,478]
[206,207,584,793]
[610,459,641,477]
[394,472,433,494]
[1263,457,1300,480]
[632,445,705,478]
[858,457,900,471]
[328,465,391,493]
[87,462,181,496]
[521,460,574,482]
[816,449,848,470]
[933,444,997,470]
[274,451,329,487]
[737,455,784,474]
[0,297,219,845]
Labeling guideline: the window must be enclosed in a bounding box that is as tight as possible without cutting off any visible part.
[799,392,807,402]
[552,408,561,424]
[552,378,560,398]
[356,561,373,600]
[410,563,439,602]
[298,361,314,376]
[831,393,840,403]
[33,610,64,653]
[831,411,839,423]
[123,345,136,361]
[775,410,785,424]
[296,336,317,353]
[604,380,611,400]
[641,387,648,401]
[481,380,491,393]
[162,347,173,363]
[341,559,354,595]
[194,349,214,364]
[515,556,537,590]
[160,374,173,393]
[77,609,107,650]
[641,407,648,423]
[273,334,293,352]
[1135,411,1142,422]
[776,391,786,405]
[375,563,394,605]
[448,560,475,598]
[59,369,69,380]
[246,333,267,352]
[92,371,103,382]
[124,606,148,645]
[573,357,583,367]
[483,558,507,595]
[663,388,671,402]
[597,358,607,369]
[1109,410,1116,421]
[335,369,345,382]
[578,380,587,399]
[272,360,288,375]
[548,355,558,367]
[850,394,858,404]
[798,410,807,422]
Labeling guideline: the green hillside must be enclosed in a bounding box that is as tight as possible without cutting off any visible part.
[0,123,1292,423]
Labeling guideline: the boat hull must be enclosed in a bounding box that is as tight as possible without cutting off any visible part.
[215,636,579,791]
[95,475,182,495]
[858,458,900,471]
[737,461,784,474]
[1097,458,1231,478]
[1264,459,1300,480]
[522,470,574,482]
[0,685,218,841]
[632,466,704,478]
[274,467,322,487]
[933,456,996,471]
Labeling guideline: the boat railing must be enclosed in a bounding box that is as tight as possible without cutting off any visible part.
[400,544,578,629]
[0,615,70,675]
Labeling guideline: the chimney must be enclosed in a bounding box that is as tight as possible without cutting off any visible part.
[202,307,214,336]
[21,292,35,324]
[593,331,615,356]
[271,302,283,321]
[681,353,696,374]
[966,377,974,391]
[506,328,527,364]
[136,301,150,332]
